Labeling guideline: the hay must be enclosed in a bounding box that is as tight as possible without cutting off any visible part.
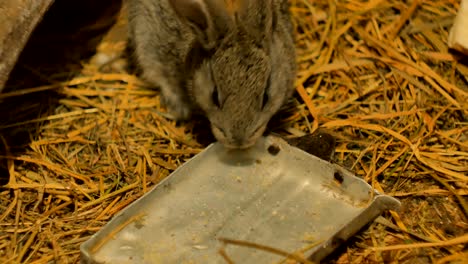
[1,0,467,263]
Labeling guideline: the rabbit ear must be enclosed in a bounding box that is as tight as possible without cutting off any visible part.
[237,0,273,41]
[169,0,231,49]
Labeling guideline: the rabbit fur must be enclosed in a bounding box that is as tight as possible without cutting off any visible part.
[127,0,296,148]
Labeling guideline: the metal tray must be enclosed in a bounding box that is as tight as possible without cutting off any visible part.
[80,135,400,263]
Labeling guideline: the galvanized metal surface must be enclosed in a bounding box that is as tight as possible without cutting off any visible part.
[80,136,400,264]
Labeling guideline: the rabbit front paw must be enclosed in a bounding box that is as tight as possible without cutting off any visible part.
[160,93,192,121]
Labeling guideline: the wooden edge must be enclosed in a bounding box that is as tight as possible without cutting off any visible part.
[448,0,468,55]
[0,0,55,92]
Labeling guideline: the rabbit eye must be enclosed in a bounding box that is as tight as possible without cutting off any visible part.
[261,75,271,110]
[209,63,221,108]
[212,87,221,108]
[262,91,269,110]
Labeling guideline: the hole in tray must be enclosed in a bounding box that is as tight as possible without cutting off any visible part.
[267,144,280,155]
[333,171,344,184]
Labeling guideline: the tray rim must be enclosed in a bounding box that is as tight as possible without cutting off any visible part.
[80,136,401,263]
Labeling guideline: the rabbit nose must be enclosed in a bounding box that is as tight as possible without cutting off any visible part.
[231,132,249,144]
[232,136,244,146]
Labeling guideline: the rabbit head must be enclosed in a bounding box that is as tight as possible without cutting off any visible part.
[170,0,296,149]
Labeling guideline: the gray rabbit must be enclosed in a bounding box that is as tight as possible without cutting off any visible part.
[127,0,296,148]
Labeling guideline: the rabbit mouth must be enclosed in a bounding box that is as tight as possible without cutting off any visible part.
[211,124,265,150]
[222,140,257,150]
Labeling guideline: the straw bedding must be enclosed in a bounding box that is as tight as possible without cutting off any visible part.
[0,0,467,263]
